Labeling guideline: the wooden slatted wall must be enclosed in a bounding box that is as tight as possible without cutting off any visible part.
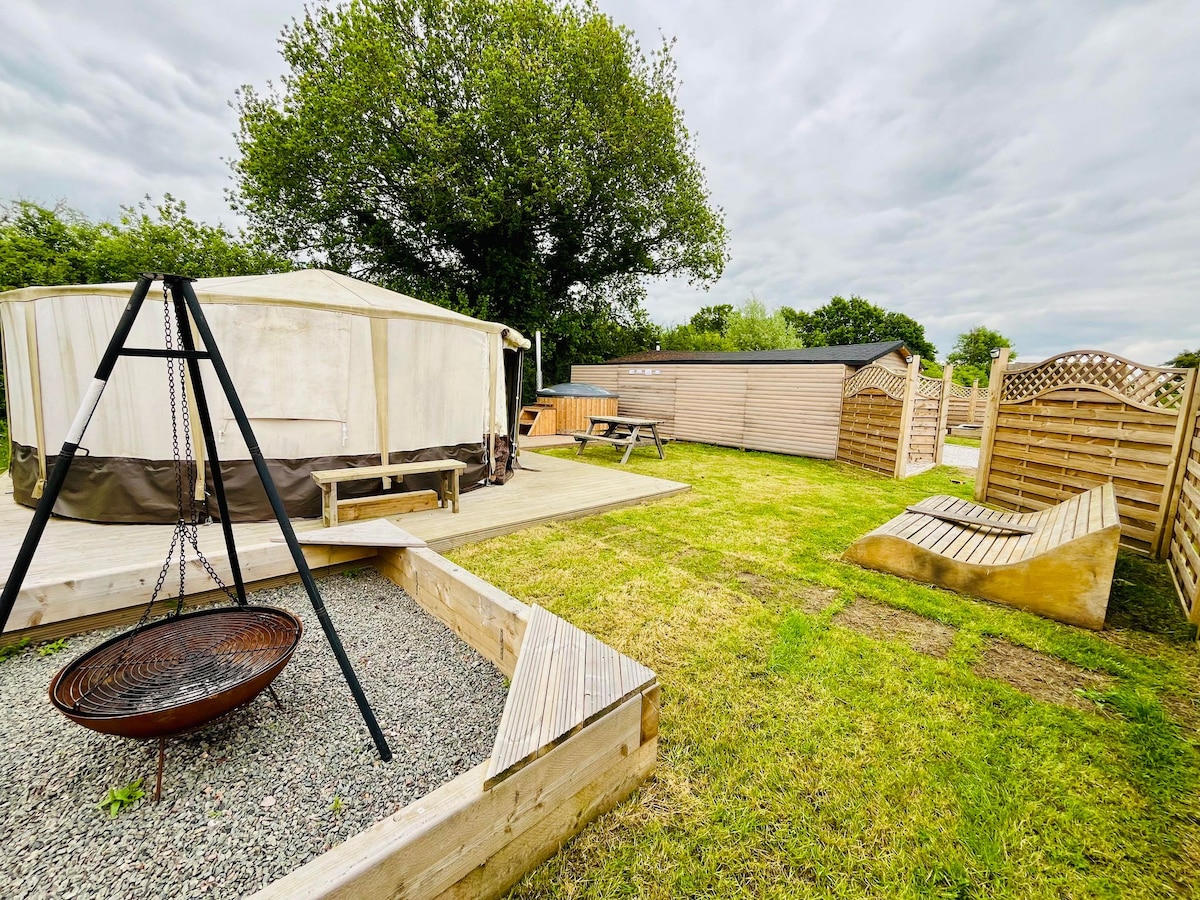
[742,365,844,458]
[572,362,846,457]
[569,365,620,394]
[945,382,986,427]
[615,367,678,438]
[1167,392,1200,622]
[977,350,1197,558]
[673,365,748,448]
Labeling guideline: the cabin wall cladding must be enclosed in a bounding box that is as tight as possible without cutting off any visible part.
[976,350,1198,560]
[1168,400,1200,623]
[836,360,946,478]
[570,363,845,458]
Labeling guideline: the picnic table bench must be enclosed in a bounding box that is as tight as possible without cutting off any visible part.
[311,460,467,527]
[571,415,666,465]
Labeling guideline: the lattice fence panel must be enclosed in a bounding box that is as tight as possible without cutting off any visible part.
[1167,408,1200,623]
[844,364,907,402]
[839,363,946,477]
[1003,351,1190,411]
[979,350,1196,557]
[945,382,988,427]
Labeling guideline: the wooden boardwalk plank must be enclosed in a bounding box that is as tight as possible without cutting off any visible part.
[0,454,689,637]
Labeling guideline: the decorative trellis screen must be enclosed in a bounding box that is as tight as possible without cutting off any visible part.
[977,350,1198,560]
[837,359,948,477]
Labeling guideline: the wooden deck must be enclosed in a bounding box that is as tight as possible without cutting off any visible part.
[0,453,689,638]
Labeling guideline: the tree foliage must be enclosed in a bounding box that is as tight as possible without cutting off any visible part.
[232,0,726,386]
[724,299,802,351]
[0,196,288,292]
[689,304,734,336]
[946,326,1016,386]
[659,324,735,352]
[781,295,936,361]
[1165,349,1200,368]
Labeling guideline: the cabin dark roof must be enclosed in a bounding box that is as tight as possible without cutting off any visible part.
[603,340,910,367]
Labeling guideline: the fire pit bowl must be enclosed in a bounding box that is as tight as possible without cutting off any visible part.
[49,606,303,739]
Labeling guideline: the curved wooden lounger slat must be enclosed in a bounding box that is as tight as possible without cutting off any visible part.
[843,483,1121,629]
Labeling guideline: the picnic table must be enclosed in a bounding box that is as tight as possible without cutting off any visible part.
[571,415,666,464]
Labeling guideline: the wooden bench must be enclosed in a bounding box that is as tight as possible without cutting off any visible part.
[484,604,657,788]
[843,483,1121,629]
[311,460,467,528]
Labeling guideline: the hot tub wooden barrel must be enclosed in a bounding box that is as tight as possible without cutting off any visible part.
[536,383,619,434]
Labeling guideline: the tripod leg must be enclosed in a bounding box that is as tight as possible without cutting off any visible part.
[177,279,392,763]
[0,276,155,633]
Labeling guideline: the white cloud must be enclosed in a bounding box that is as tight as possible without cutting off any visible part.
[1,0,1197,364]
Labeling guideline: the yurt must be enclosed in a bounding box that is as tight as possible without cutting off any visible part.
[0,270,529,522]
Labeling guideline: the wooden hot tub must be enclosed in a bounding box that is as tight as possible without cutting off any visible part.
[536,383,619,434]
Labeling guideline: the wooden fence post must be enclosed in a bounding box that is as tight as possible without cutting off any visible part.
[894,356,920,479]
[974,349,1009,501]
[969,380,980,424]
[1159,367,1200,560]
[935,364,954,464]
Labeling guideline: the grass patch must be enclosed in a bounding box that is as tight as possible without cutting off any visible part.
[449,442,1199,899]
[0,417,8,474]
[945,435,982,447]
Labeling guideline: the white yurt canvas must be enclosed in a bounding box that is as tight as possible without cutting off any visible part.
[0,270,528,522]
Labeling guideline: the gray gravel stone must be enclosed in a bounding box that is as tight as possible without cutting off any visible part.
[0,570,507,899]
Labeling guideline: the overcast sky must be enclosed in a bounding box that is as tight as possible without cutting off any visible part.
[3,0,1198,363]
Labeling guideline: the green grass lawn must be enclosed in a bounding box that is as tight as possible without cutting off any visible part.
[945,435,982,448]
[0,418,8,473]
[448,442,1199,899]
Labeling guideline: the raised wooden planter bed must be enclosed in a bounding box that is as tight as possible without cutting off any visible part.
[253,545,659,899]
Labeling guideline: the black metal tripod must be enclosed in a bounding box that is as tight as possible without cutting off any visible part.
[0,274,392,761]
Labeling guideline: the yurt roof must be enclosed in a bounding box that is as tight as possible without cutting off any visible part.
[0,269,530,349]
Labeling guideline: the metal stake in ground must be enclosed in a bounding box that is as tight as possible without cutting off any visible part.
[173,277,393,762]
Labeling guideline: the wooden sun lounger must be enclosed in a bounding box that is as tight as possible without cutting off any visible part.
[843,483,1121,629]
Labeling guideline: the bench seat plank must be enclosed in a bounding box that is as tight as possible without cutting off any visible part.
[485,604,655,788]
[311,460,467,485]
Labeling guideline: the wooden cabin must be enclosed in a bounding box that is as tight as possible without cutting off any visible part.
[572,341,910,459]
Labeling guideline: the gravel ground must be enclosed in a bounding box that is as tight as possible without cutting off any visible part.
[0,570,508,899]
[941,443,980,470]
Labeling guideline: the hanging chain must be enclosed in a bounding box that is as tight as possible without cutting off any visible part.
[134,286,237,632]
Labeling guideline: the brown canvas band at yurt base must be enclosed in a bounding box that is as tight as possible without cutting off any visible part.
[8,443,487,523]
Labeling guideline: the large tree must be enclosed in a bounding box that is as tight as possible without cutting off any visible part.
[946,325,1016,385]
[781,295,936,361]
[232,0,726,385]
